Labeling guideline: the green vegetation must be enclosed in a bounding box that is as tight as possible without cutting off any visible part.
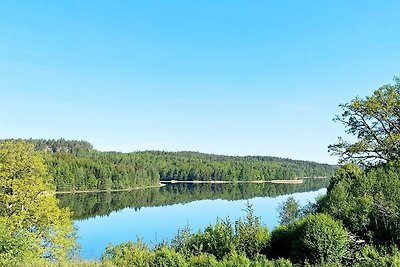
[0,141,75,266]
[13,138,334,192]
[270,213,349,265]
[329,77,400,164]
[278,196,301,225]
[319,161,400,247]
[101,204,289,267]
[3,78,400,266]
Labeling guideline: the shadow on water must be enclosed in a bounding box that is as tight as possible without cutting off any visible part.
[57,178,329,220]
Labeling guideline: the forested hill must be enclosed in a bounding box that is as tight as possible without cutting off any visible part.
[8,139,336,192]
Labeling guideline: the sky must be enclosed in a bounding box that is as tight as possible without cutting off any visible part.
[0,1,399,164]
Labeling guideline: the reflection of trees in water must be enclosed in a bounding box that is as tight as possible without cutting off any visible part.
[57,179,329,220]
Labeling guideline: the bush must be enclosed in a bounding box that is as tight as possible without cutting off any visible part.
[278,197,301,225]
[102,239,154,267]
[235,203,270,258]
[171,226,193,256]
[269,225,293,259]
[353,245,400,267]
[299,214,349,265]
[173,203,270,260]
[186,220,235,260]
[187,253,218,267]
[152,246,188,267]
[270,214,349,265]
[319,162,400,246]
[17,260,107,267]
[0,220,36,267]
[251,256,293,267]
[218,252,251,267]
[271,258,294,267]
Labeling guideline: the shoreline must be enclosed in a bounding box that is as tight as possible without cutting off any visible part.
[160,179,304,185]
[54,177,327,194]
[55,183,166,195]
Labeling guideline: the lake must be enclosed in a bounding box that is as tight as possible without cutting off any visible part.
[57,179,329,259]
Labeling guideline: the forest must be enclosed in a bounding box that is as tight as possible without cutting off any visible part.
[17,138,335,192]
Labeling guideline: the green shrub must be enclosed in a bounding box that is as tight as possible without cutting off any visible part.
[17,260,107,267]
[152,246,188,267]
[218,252,251,267]
[0,220,37,267]
[187,253,218,267]
[319,162,400,246]
[188,220,235,260]
[235,203,270,258]
[271,258,294,267]
[269,225,294,259]
[270,214,349,265]
[278,197,301,225]
[300,214,349,264]
[251,256,293,267]
[173,203,271,261]
[102,239,154,267]
[171,226,193,256]
[353,245,400,267]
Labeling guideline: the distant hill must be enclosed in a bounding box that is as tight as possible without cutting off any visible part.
[2,139,336,192]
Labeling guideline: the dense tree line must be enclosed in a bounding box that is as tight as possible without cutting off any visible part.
[4,138,335,192]
[148,151,334,182]
[30,138,94,154]
[47,152,160,191]
[57,179,330,220]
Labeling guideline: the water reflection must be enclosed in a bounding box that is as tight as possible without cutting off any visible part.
[57,178,329,220]
[56,179,329,259]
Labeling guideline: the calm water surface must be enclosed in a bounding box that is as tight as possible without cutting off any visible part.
[58,181,328,259]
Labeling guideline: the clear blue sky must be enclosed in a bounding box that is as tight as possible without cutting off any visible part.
[1,1,399,164]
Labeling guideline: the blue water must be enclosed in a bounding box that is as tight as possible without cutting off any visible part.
[75,188,326,259]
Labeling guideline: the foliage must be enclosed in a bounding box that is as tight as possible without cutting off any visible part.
[218,252,251,267]
[3,139,336,192]
[319,161,400,246]
[0,140,76,263]
[29,138,93,155]
[103,241,297,267]
[189,220,235,260]
[0,218,34,267]
[187,253,218,267]
[16,260,109,267]
[251,256,293,267]
[171,226,193,256]
[299,214,349,265]
[267,258,294,267]
[269,224,293,260]
[329,77,400,164]
[353,245,400,267]
[102,239,154,267]
[172,204,269,261]
[278,196,301,225]
[270,214,349,265]
[152,245,188,267]
[235,202,269,258]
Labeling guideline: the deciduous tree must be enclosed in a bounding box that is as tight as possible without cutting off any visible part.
[329,77,400,164]
[0,140,76,262]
